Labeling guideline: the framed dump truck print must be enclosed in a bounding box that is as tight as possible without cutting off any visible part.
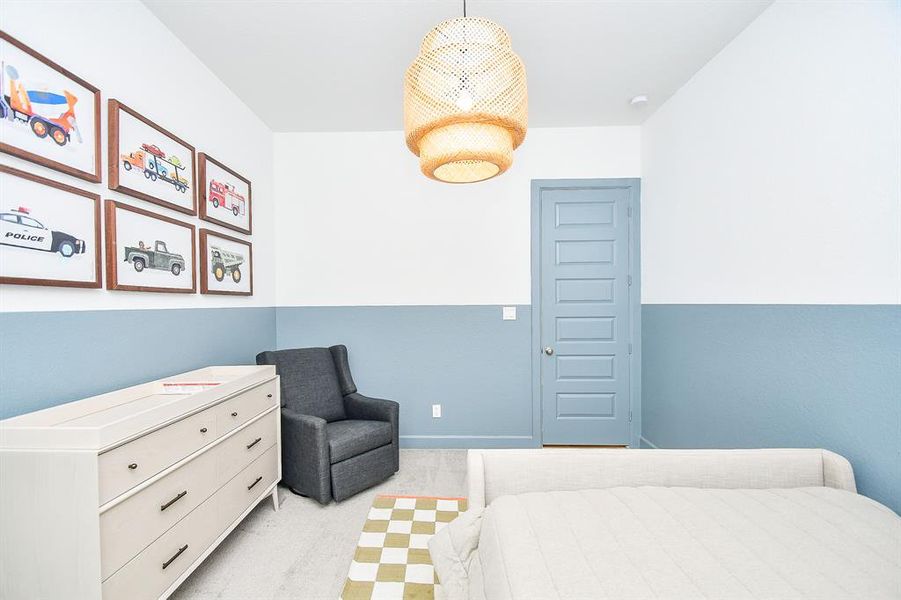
[0,164,101,288]
[198,153,252,235]
[199,228,252,296]
[0,31,102,183]
[108,99,196,215]
[105,200,196,293]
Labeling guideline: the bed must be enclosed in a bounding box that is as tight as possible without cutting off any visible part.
[429,449,901,600]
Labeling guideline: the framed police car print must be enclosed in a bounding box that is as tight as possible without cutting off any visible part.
[0,31,102,183]
[105,200,196,293]
[108,99,197,216]
[198,153,252,235]
[0,164,101,288]
[199,228,252,296]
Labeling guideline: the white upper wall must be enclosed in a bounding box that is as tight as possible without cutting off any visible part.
[274,127,640,306]
[641,0,901,304]
[0,0,275,312]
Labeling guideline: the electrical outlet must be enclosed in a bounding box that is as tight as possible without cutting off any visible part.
[502,306,517,320]
[432,404,441,418]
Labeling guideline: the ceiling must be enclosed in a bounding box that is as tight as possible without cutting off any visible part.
[143,0,772,132]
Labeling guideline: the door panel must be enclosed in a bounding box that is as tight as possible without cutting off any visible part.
[540,184,633,445]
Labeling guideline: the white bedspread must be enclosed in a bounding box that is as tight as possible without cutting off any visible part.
[431,486,901,600]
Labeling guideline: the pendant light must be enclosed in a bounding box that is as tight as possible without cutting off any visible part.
[404,0,528,183]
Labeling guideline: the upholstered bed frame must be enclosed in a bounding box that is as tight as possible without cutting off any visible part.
[466,448,857,510]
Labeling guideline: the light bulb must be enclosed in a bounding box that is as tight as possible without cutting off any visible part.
[456,88,474,112]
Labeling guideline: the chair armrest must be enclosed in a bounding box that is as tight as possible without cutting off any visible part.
[281,409,331,503]
[344,393,399,472]
[344,393,398,423]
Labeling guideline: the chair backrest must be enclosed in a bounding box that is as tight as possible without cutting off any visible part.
[256,347,347,422]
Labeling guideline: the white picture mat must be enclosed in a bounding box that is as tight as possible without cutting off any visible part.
[203,159,250,231]
[0,39,97,175]
[113,207,193,290]
[116,109,193,210]
[204,232,251,294]
[0,172,97,282]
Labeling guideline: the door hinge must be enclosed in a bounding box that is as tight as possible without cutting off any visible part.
[627,275,632,286]
[628,343,633,355]
[627,206,632,218]
[629,410,633,423]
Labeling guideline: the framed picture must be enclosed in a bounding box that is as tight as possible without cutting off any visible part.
[105,200,195,293]
[199,228,252,296]
[0,31,102,183]
[0,165,101,287]
[199,153,252,234]
[108,99,196,215]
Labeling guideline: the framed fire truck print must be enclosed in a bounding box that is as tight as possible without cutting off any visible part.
[0,31,102,183]
[199,228,252,296]
[0,165,101,288]
[108,99,197,216]
[198,153,252,234]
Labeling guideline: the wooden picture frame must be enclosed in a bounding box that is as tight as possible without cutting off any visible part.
[0,31,102,183]
[105,200,196,293]
[108,99,197,215]
[0,164,101,288]
[199,228,253,296]
[198,153,252,235]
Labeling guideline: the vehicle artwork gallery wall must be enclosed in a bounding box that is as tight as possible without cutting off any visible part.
[0,0,277,418]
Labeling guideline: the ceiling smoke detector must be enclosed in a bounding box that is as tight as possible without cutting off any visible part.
[630,95,649,106]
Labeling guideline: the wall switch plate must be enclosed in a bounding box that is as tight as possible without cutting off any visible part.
[432,404,441,418]
[502,306,517,320]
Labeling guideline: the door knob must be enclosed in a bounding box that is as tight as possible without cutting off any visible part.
[544,347,554,356]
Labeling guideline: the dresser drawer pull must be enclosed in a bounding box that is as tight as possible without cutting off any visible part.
[246,437,262,450]
[160,490,188,511]
[247,476,263,491]
[162,544,188,570]
[127,463,138,470]
[267,393,273,398]
[231,411,238,417]
[200,427,208,434]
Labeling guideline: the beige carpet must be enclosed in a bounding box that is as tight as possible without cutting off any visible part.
[169,450,467,600]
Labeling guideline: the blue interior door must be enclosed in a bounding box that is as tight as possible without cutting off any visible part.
[539,183,634,445]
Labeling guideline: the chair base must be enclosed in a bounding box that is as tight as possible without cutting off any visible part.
[288,486,309,498]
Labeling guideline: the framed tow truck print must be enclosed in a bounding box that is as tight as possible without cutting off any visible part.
[0,165,101,288]
[198,153,252,235]
[0,31,102,183]
[199,228,252,296]
[108,99,196,215]
[105,200,196,293]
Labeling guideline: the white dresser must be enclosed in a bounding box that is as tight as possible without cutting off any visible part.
[0,365,281,600]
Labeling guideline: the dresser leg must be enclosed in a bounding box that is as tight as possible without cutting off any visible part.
[271,488,280,512]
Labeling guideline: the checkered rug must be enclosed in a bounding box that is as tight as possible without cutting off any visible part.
[340,495,468,600]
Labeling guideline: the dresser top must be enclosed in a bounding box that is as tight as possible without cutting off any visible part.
[0,365,277,451]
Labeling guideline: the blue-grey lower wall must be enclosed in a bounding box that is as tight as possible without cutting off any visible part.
[276,305,536,448]
[642,305,901,513]
[0,307,276,418]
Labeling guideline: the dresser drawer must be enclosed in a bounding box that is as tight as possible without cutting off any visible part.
[100,442,219,580]
[217,380,277,435]
[98,409,219,505]
[102,492,219,600]
[218,445,279,531]
[216,410,278,485]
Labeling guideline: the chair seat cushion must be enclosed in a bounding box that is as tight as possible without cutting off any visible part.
[327,419,393,464]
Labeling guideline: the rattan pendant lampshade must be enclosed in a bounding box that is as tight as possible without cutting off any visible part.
[404,13,527,183]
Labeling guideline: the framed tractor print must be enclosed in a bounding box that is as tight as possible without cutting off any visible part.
[108,99,196,215]
[0,31,102,183]
[198,153,252,234]
[0,165,101,288]
[199,228,252,296]
[105,200,196,293]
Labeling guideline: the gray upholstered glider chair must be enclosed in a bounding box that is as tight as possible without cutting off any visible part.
[255,345,399,504]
